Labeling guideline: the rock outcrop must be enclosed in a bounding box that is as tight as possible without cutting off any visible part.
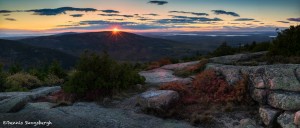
[259,107,281,126]
[209,51,267,65]
[206,53,300,128]
[138,90,179,112]
[238,118,262,128]
[0,102,194,128]
[0,86,61,113]
[139,68,183,84]
[139,62,197,85]
[268,91,300,110]
[139,52,300,128]
[277,111,297,128]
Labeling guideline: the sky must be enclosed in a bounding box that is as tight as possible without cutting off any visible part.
[0,0,299,36]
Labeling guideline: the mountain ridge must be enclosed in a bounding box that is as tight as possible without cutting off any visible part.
[0,39,77,69]
[20,31,203,61]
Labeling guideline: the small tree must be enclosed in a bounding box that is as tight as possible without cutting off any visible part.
[9,63,22,75]
[211,42,235,56]
[269,25,300,56]
[0,64,5,92]
[63,51,145,99]
[48,60,67,79]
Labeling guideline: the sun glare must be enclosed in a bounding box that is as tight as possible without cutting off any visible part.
[113,28,119,34]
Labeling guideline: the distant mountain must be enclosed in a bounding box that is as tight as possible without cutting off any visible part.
[53,32,78,36]
[0,39,77,69]
[20,31,203,61]
[0,36,40,40]
[142,31,276,52]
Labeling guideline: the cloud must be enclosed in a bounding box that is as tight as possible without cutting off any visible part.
[98,14,134,18]
[212,10,240,17]
[137,18,154,21]
[148,1,168,5]
[169,11,208,16]
[143,13,159,16]
[234,18,255,21]
[191,13,209,16]
[171,16,189,19]
[100,10,120,13]
[5,18,16,21]
[27,7,97,16]
[190,17,223,21]
[72,20,165,30]
[80,20,112,25]
[222,26,287,31]
[108,19,124,21]
[277,21,290,23]
[121,15,134,18]
[155,19,195,24]
[99,14,119,16]
[287,17,300,22]
[56,24,81,27]
[51,19,216,31]
[0,10,14,13]
[70,14,84,17]
[170,15,223,21]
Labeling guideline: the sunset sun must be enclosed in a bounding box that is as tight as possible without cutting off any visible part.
[113,28,120,34]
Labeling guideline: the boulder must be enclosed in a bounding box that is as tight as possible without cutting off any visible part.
[216,67,242,86]
[259,107,281,126]
[138,90,179,111]
[20,102,57,112]
[268,91,300,110]
[250,89,267,104]
[0,95,30,113]
[277,111,297,128]
[265,65,300,91]
[29,86,61,99]
[249,65,300,91]
[250,67,267,89]
[294,111,300,126]
[206,64,244,85]
[139,68,182,85]
[0,86,61,113]
[0,92,29,101]
[161,61,200,71]
[209,51,267,65]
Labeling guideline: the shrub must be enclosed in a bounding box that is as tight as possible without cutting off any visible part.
[0,64,5,92]
[4,72,42,92]
[146,58,172,70]
[269,25,300,57]
[192,69,231,103]
[191,69,252,104]
[174,59,209,77]
[159,82,189,96]
[251,42,270,52]
[266,55,300,64]
[44,74,64,86]
[9,63,22,75]
[63,51,145,100]
[28,68,48,81]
